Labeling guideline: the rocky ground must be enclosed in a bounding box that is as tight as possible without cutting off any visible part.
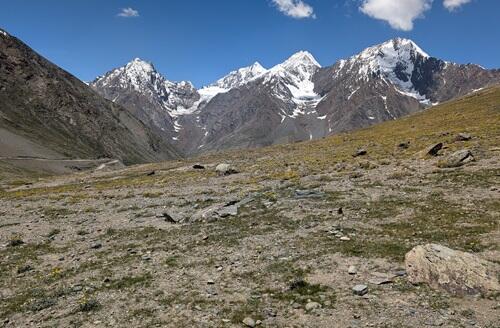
[0,89,499,327]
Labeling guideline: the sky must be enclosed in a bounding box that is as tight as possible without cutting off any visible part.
[1,0,498,87]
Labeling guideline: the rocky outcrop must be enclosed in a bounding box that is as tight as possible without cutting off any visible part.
[405,244,500,297]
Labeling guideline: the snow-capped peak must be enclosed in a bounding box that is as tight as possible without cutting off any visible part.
[92,58,200,119]
[357,38,429,62]
[0,28,8,37]
[266,50,321,83]
[210,61,268,90]
[262,51,323,114]
[343,38,431,104]
[197,61,269,104]
[351,38,430,78]
[126,58,156,74]
[280,50,321,69]
[92,58,164,92]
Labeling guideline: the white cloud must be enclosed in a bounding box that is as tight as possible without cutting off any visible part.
[443,0,471,11]
[117,7,140,18]
[272,0,316,19]
[359,0,433,31]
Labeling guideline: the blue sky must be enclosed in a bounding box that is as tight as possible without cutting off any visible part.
[1,0,498,87]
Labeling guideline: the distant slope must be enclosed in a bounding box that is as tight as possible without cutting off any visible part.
[0,28,180,166]
[189,85,500,175]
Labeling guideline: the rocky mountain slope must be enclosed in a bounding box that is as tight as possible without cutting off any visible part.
[1,86,498,327]
[0,28,180,170]
[92,38,500,156]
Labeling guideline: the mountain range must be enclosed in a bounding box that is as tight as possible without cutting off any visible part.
[91,38,500,156]
[1,27,499,173]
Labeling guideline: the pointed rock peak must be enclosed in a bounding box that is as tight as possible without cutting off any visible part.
[208,61,268,90]
[0,28,9,37]
[249,61,267,74]
[282,50,321,68]
[386,38,429,58]
[237,61,267,76]
[125,58,157,73]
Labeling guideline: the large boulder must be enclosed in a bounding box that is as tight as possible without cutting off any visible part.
[215,163,238,176]
[405,244,500,297]
[437,149,474,168]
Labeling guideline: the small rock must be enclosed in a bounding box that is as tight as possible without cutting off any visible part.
[418,143,443,158]
[192,164,205,169]
[215,163,238,176]
[90,242,102,249]
[207,279,215,285]
[8,239,24,247]
[337,207,343,215]
[305,301,321,311]
[368,272,394,285]
[158,212,178,223]
[348,265,357,275]
[242,317,256,327]
[72,285,83,292]
[352,284,368,296]
[398,141,410,149]
[455,133,472,141]
[294,189,323,198]
[17,265,33,274]
[353,149,367,157]
[146,171,155,176]
[340,236,351,241]
[218,204,238,217]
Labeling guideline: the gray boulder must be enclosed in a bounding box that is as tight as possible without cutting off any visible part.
[437,149,474,168]
[405,244,500,297]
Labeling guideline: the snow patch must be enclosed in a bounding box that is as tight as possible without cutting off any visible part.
[347,87,360,100]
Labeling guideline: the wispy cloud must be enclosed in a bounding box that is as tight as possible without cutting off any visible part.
[117,7,140,18]
[359,0,433,31]
[443,0,471,11]
[272,0,316,19]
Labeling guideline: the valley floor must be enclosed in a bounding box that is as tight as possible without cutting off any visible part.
[0,88,499,327]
